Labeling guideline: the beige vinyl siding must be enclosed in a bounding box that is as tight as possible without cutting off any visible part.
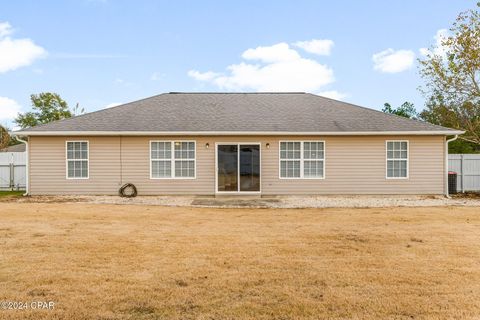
[30,136,121,195]
[265,136,444,194]
[120,138,211,194]
[29,135,445,195]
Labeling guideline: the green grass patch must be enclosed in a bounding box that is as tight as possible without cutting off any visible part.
[0,191,24,198]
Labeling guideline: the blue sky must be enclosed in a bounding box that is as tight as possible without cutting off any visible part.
[0,0,475,128]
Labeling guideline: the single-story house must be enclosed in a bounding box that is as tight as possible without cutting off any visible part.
[13,92,463,196]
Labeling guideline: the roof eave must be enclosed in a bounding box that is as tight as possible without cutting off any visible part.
[11,130,465,136]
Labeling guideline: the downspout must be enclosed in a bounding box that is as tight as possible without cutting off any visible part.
[14,135,29,196]
[445,135,458,198]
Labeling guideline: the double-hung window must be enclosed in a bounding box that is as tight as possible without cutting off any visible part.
[386,141,408,178]
[151,142,172,178]
[174,141,195,178]
[280,142,301,178]
[151,141,195,178]
[66,141,89,179]
[280,141,325,178]
[303,142,325,178]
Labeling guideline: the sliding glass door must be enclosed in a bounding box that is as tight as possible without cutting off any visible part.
[217,145,238,192]
[239,145,260,191]
[217,144,260,193]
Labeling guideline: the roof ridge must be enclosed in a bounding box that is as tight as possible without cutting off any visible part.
[168,92,305,94]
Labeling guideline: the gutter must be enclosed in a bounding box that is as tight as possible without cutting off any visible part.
[14,135,29,196]
[445,135,459,198]
[11,130,466,136]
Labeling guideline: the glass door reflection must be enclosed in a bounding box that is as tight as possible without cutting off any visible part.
[239,145,260,191]
[217,144,260,192]
[217,145,238,192]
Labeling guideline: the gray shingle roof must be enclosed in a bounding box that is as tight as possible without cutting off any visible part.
[16,92,461,134]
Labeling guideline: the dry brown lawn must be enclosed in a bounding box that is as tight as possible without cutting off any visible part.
[0,203,479,319]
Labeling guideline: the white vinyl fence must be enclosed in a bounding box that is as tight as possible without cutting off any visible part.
[449,154,480,192]
[0,152,26,190]
[0,151,478,193]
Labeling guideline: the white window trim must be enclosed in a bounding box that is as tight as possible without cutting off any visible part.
[65,140,89,180]
[278,140,326,180]
[385,140,409,180]
[150,140,196,179]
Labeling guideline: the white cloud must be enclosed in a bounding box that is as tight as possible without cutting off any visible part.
[419,29,449,57]
[318,90,347,101]
[242,43,300,63]
[372,48,415,73]
[0,96,22,122]
[0,21,47,73]
[187,70,219,81]
[294,39,334,56]
[188,42,335,92]
[0,22,13,37]
[104,102,122,109]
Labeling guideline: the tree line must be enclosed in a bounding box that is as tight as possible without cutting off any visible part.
[376,3,480,153]
[0,93,84,149]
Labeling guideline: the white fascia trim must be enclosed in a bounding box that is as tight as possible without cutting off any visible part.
[11,130,465,136]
